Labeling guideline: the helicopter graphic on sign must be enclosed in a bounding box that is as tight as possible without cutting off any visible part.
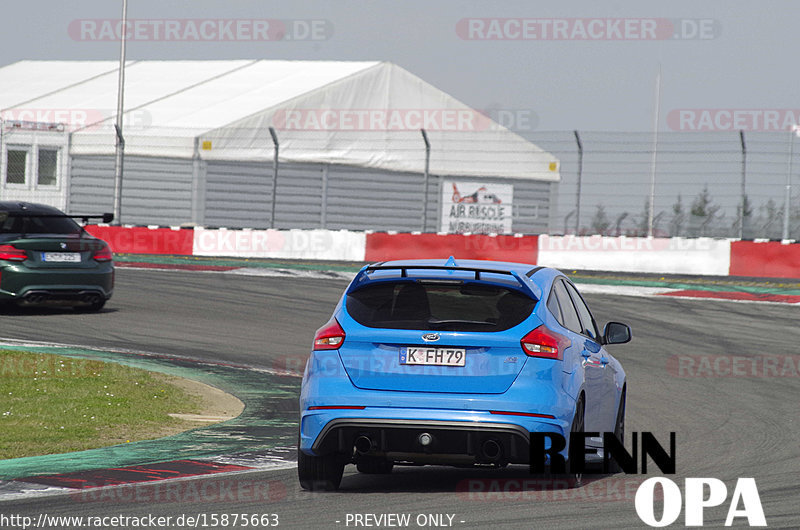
[451,183,503,204]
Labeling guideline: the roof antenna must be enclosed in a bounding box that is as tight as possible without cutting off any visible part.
[445,256,458,267]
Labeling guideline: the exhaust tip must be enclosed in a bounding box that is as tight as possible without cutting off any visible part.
[79,292,102,305]
[354,436,373,455]
[24,293,46,304]
[481,439,502,461]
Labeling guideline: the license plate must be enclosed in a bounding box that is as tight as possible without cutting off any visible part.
[41,252,81,263]
[400,347,466,367]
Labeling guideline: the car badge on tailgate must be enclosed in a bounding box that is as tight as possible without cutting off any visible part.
[421,333,440,342]
[59,243,67,249]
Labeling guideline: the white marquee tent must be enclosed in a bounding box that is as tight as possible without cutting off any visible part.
[0,60,559,182]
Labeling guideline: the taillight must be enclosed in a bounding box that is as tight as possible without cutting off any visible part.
[93,243,113,262]
[313,318,346,350]
[520,325,570,360]
[0,245,27,261]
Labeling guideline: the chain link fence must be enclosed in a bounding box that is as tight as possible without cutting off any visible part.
[1,120,798,239]
[522,130,800,239]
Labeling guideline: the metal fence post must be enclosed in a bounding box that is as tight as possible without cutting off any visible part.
[574,130,583,234]
[739,130,746,240]
[191,137,206,226]
[321,164,328,229]
[113,124,125,224]
[64,130,73,213]
[421,129,431,232]
[268,127,279,229]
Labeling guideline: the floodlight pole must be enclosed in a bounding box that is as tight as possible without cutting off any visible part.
[112,0,128,225]
[783,125,799,240]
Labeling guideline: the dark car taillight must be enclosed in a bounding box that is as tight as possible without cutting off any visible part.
[93,243,113,262]
[520,325,570,360]
[0,245,27,261]
[313,318,346,350]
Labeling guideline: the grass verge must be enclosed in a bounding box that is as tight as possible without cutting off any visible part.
[0,349,204,460]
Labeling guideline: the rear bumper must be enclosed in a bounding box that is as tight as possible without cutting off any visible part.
[0,263,113,300]
[14,288,110,305]
[300,407,567,465]
[312,417,533,465]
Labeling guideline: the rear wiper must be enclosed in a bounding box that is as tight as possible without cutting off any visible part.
[426,319,497,327]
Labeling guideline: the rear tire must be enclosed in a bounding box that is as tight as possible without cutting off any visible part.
[608,389,626,473]
[356,456,393,474]
[565,396,585,486]
[298,446,345,491]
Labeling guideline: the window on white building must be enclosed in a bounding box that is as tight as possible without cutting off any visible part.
[6,148,28,185]
[37,148,58,186]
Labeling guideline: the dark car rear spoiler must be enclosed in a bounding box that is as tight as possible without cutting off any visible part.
[0,212,114,224]
[347,263,541,300]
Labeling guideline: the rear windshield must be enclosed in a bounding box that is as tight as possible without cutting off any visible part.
[346,281,536,332]
[0,214,82,236]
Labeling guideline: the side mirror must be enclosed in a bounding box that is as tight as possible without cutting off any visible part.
[102,213,114,224]
[603,322,631,345]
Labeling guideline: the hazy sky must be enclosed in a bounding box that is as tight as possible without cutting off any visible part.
[2,1,797,132]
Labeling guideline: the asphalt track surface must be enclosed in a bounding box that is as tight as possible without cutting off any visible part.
[1,268,799,528]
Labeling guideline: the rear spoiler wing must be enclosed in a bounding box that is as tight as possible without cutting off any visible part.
[347,264,541,300]
[0,212,114,224]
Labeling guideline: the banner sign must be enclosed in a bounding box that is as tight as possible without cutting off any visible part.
[441,181,513,234]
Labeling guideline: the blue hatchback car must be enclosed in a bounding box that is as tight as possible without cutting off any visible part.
[298,258,631,490]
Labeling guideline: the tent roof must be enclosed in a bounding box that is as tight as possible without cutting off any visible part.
[0,60,559,181]
[0,59,379,130]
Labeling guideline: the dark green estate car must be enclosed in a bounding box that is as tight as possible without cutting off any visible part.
[0,202,114,311]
